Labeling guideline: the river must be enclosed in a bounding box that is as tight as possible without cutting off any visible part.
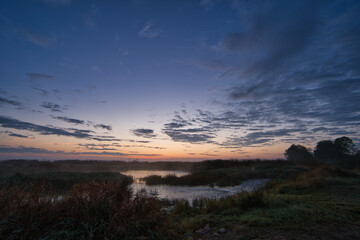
[120,170,268,202]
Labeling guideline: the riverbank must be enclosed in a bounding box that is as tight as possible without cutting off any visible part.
[168,166,360,239]
[142,163,309,187]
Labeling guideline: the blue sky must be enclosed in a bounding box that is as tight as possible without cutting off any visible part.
[0,0,359,161]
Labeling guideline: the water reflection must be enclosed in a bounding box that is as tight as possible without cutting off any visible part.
[120,170,268,202]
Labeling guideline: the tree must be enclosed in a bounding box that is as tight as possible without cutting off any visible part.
[285,144,314,163]
[314,140,339,164]
[334,136,358,155]
[314,137,359,168]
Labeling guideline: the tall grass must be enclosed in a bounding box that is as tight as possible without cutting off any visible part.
[142,163,308,187]
[0,179,169,240]
[0,171,132,194]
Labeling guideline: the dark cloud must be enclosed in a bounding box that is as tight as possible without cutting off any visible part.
[223,0,320,74]
[94,124,112,131]
[52,115,113,132]
[192,0,360,147]
[132,128,157,138]
[41,102,63,112]
[28,73,56,81]
[163,127,215,143]
[221,128,308,148]
[1,130,29,138]
[79,143,117,151]
[92,136,122,142]
[52,116,85,125]
[0,145,162,157]
[0,96,23,108]
[32,87,48,97]
[0,146,62,154]
[0,115,92,139]
[0,115,122,142]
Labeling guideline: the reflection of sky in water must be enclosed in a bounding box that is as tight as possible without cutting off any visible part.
[121,170,188,182]
[121,170,268,202]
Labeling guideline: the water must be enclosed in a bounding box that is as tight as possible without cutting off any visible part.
[120,170,268,202]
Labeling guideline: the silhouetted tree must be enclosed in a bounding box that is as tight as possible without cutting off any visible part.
[314,140,339,164]
[315,137,360,169]
[285,144,314,163]
[334,136,358,155]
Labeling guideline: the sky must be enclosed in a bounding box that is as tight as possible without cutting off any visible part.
[0,0,359,161]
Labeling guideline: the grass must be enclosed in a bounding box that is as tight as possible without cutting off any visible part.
[167,166,360,239]
[142,163,309,186]
[0,178,172,240]
[0,163,359,239]
[0,171,132,194]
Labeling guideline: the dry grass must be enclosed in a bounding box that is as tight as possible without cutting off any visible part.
[0,179,170,240]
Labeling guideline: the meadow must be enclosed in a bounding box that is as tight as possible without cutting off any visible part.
[0,159,359,239]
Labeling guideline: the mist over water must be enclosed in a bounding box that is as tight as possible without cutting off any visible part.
[121,170,268,202]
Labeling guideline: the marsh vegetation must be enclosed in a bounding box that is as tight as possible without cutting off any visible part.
[0,137,359,239]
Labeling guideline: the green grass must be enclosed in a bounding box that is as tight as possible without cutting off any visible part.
[168,166,360,239]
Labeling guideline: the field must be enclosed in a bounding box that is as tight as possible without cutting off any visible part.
[0,160,359,239]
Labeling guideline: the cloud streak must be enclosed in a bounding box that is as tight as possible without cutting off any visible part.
[0,116,119,142]
[41,102,64,112]
[132,128,157,138]
[0,96,23,108]
[138,20,162,38]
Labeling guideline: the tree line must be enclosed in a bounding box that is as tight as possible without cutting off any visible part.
[285,136,360,169]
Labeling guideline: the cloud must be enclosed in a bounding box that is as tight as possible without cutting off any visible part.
[51,115,113,132]
[138,20,162,38]
[51,116,85,125]
[1,131,28,138]
[222,0,319,74]
[83,4,99,30]
[0,115,93,139]
[42,0,71,6]
[0,96,23,108]
[28,73,56,81]
[0,17,56,48]
[119,48,129,55]
[92,66,101,72]
[20,29,56,48]
[92,136,122,142]
[0,146,61,154]
[200,0,215,11]
[222,128,305,148]
[41,102,63,112]
[94,124,112,131]
[0,145,162,157]
[32,87,48,97]
[132,128,157,138]
[162,113,216,143]
[190,0,360,148]
[163,129,215,143]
